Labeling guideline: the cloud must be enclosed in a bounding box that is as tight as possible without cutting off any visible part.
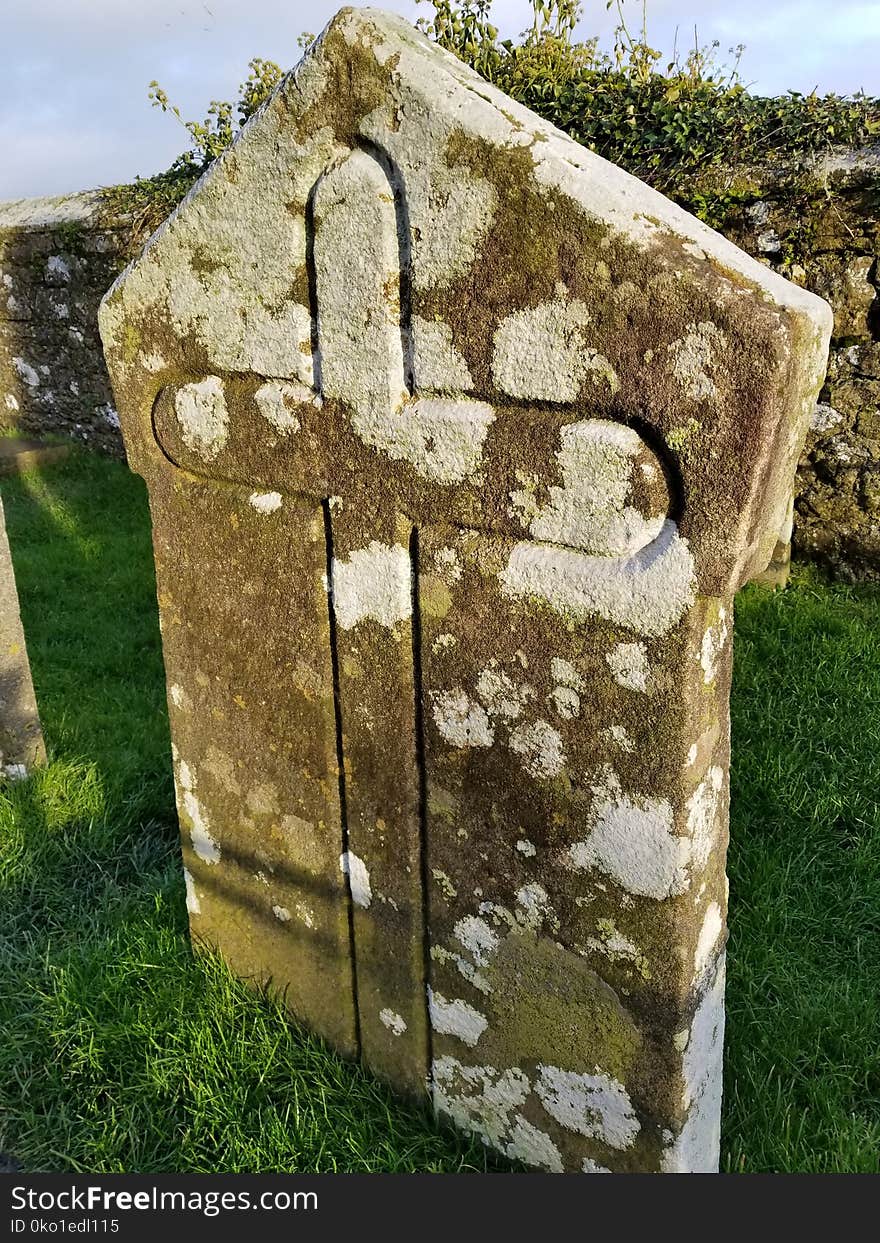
[0,1,420,198]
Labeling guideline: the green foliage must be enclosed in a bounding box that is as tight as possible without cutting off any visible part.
[726,569,880,1172]
[103,1,880,238]
[418,1,880,213]
[148,56,283,176]
[102,57,284,242]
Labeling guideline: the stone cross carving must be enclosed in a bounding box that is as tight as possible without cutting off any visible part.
[100,8,831,1173]
[0,495,45,779]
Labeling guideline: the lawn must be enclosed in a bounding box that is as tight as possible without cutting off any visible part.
[0,450,878,1173]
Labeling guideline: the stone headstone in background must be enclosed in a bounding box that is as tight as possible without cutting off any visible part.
[100,7,831,1172]
[0,494,45,778]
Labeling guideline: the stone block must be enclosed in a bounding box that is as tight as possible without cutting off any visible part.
[0,495,45,778]
[99,7,831,1171]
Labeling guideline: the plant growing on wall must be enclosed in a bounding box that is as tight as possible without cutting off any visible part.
[103,1,879,241]
[103,54,287,239]
[418,0,879,207]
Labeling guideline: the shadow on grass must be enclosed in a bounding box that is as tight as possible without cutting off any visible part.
[0,453,512,1173]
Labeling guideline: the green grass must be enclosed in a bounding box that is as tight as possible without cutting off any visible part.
[725,568,880,1172]
[1,451,878,1173]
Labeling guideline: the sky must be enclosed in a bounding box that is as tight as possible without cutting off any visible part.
[2,0,879,201]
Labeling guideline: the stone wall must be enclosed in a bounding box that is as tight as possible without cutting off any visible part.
[0,192,128,456]
[716,148,880,581]
[2,145,879,578]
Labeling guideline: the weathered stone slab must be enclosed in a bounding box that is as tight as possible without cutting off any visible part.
[0,495,45,778]
[99,7,831,1172]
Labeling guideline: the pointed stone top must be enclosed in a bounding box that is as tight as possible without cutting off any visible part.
[101,5,831,597]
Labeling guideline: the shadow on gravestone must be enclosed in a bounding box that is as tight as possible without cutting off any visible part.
[0,493,45,779]
[98,8,832,1173]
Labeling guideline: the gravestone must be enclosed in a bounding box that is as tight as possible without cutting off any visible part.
[0,494,45,778]
[99,7,831,1172]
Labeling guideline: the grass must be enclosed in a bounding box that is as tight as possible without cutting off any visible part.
[0,450,878,1173]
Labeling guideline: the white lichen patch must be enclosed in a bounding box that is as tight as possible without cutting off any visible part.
[140,349,167,373]
[606,642,649,693]
[509,719,566,780]
[272,904,291,922]
[811,401,843,434]
[475,666,533,722]
[492,296,618,402]
[517,421,667,556]
[13,357,39,387]
[582,1158,612,1173]
[396,158,497,294]
[551,685,580,720]
[505,1115,564,1173]
[46,254,70,281]
[411,316,474,392]
[177,762,220,865]
[97,403,120,429]
[499,522,696,639]
[169,683,189,710]
[550,657,582,689]
[536,1065,640,1150]
[453,916,500,966]
[431,689,494,748]
[339,850,372,909]
[699,607,729,684]
[662,956,725,1172]
[379,1008,408,1036]
[667,321,725,402]
[686,766,724,869]
[586,918,649,978]
[332,541,411,631]
[248,490,283,515]
[183,868,201,916]
[515,838,537,857]
[433,946,491,995]
[255,379,310,434]
[432,1056,530,1150]
[515,882,556,932]
[428,988,487,1047]
[694,901,723,980]
[603,724,635,753]
[352,397,496,486]
[174,376,229,459]
[568,769,688,900]
[433,545,463,583]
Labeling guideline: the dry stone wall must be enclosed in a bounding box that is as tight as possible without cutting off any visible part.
[715,149,880,581]
[0,192,127,456]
